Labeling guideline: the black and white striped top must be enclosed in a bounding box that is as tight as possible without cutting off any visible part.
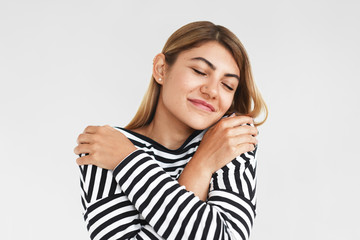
[79,127,258,240]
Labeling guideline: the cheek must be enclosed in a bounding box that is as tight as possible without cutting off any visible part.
[220,93,235,111]
[167,71,198,94]
[162,76,190,105]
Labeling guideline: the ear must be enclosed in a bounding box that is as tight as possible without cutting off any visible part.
[152,53,167,85]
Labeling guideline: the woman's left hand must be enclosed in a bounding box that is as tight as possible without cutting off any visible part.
[74,125,137,170]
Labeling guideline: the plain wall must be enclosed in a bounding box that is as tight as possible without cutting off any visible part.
[1,0,359,239]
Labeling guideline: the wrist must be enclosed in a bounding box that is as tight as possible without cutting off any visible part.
[190,150,217,175]
[187,154,213,177]
[178,157,212,201]
[112,145,137,170]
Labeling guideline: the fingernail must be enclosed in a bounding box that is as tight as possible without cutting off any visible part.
[230,112,236,117]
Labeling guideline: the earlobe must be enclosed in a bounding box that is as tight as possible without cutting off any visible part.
[153,53,167,84]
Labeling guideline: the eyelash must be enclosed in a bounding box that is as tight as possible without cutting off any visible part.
[192,68,234,91]
[222,83,234,91]
[192,68,206,76]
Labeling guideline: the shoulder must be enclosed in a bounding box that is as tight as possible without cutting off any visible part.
[112,126,149,146]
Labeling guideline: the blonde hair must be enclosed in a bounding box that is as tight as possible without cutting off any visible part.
[126,21,268,129]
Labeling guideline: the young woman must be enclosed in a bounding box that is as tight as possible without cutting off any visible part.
[74,21,268,240]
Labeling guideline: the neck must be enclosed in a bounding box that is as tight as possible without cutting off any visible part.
[133,96,195,150]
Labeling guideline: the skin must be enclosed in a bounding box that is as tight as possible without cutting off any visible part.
[74,41,258,201]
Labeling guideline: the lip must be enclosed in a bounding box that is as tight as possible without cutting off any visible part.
[188,98,215,112]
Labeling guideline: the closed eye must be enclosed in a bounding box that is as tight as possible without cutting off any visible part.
[222,82,234,91]
[192,68,206,76]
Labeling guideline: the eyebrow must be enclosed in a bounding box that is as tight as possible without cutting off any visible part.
[190,57,240,81]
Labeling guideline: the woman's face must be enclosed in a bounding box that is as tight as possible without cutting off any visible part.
[160,41,240,130]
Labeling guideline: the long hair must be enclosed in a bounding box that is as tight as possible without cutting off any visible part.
[126,21,268,129]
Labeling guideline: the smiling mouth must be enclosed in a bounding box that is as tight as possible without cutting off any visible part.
[188,99,215,112]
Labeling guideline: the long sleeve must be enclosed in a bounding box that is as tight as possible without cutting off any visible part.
[79,164,166,240]
[113,147,258,240]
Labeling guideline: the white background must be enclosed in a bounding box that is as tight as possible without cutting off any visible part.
[1,0,359,239]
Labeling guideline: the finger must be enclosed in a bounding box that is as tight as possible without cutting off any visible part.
[76,154,93,166]
[227,125,258,137]
[77,133,93,144]
[223,115,254,128]
[237,143,256,154]
[83,125,99,134]
[233,134,258,146]
[74,143,93,155]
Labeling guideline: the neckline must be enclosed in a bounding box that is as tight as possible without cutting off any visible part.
[116,127,203,153]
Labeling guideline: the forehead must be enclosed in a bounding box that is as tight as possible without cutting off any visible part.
[177,41,240,75]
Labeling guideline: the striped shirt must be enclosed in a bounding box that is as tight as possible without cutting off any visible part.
[79,127,258,240]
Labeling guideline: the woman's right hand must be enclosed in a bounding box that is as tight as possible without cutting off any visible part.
[194,114,258,175]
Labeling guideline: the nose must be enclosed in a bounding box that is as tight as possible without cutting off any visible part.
[200,80,218,99]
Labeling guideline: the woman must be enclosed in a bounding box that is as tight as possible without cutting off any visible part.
[74,21,267,240]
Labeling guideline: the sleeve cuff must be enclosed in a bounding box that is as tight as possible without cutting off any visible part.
[113,149,144,176]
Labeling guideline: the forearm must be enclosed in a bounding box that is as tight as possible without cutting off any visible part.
[177,155,213,201]
[79,164,165,240]
[114,149,257,240]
